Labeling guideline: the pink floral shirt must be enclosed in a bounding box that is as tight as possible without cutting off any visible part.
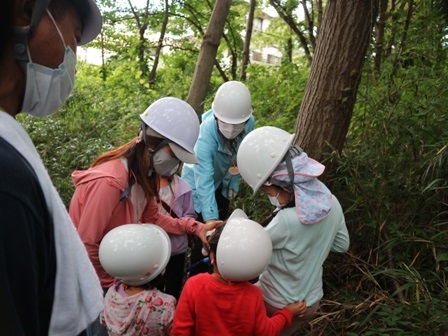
[101,282,176,335]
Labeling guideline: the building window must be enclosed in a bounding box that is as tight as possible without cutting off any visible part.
[251,51,262,62]
[267,54,281,66]
[254,18,263,32]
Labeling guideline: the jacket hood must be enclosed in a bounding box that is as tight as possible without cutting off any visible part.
[71,159,129,191]
[103,286,145,334]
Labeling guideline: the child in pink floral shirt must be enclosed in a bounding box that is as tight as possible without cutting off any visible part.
[101,281,175,335]
[98,224,176,335]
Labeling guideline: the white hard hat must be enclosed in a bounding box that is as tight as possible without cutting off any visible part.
[237,126,295,194]
[140,97,200,164]
[216,209,272,282]
[212,81,252,124]
[99,224,171,286]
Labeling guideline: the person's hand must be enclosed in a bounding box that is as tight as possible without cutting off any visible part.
[228,189,237,200]
[200,223,217,256]
[198,220,223,251]
[285,300,307,318]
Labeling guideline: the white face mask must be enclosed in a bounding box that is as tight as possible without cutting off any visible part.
[21,10,77,117]
[268,189,287,208]
[218,119,245,139]
[153,149,180,177]
[268,194,283,208]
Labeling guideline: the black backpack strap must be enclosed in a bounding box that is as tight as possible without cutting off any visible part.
[160,199,179,218]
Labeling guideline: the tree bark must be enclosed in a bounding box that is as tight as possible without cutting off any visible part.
[240,0,256,81]
[187,0,233,115]
[294,0,378,164]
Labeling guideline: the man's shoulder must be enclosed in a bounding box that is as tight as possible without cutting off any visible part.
[0,137,40,188]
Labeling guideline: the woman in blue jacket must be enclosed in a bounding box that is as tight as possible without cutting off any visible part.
[182,81,255,275]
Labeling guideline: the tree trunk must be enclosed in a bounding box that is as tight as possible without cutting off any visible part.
[271,0,314,65]
[149,0,170,85]
[187,0,233,115]
[240,0,256,81]
[282,36,293,64]
[302,0,316,50]
[374,0,388,74]
[127,0,150,78]
[294,0,378,164]
[390,0,414,77]
[100,31,107,81]
[315,0,323,33]
[138,25,148,76]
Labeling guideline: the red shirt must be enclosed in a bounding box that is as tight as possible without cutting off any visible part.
[172,273,293,336]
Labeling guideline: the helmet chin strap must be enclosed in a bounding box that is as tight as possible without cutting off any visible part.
[141,122,171,177]
[13,0,52,67]
[147,139,169,177]
[29,0,52,34]
[267,145,303,192]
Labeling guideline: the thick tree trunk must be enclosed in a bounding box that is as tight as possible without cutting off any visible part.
[295,0,378,163]
[187,0,233,115]
[240,0,256,81]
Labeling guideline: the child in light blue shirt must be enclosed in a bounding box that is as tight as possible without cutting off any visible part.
[237,126,350,336]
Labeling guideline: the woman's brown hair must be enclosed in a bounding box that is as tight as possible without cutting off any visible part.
[91,135,164,199]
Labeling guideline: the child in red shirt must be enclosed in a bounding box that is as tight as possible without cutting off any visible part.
[172,209,306,335]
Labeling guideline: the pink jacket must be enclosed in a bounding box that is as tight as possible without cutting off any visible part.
[69,158,203,288]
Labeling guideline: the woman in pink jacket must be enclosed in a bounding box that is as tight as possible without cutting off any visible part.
[69,97,221,291]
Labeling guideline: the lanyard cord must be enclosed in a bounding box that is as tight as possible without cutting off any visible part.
[218,133,239,173]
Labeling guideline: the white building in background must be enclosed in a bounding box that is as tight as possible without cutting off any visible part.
[77,10,282,67]
[77,47,105,66]
[250,14,282,66]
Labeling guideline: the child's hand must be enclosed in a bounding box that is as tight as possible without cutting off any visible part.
[285,300,307,317]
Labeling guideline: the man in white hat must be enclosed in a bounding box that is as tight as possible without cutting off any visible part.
[0,0,103,334]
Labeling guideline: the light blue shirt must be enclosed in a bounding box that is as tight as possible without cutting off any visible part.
[257,195,350,308]
[181,110,255,221]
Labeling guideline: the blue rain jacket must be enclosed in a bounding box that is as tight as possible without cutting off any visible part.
[181,110,255,221]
